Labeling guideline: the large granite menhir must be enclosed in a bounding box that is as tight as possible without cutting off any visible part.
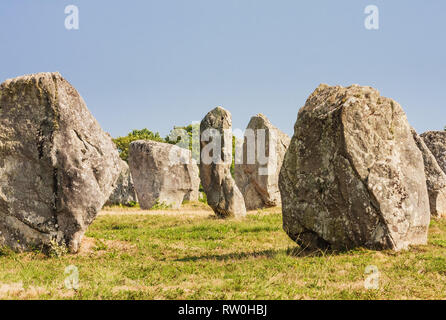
[279,84,430,251]
[235,114,290,210]
[0,72,121,253]
[200,107,246,218]
[129,140,199,209]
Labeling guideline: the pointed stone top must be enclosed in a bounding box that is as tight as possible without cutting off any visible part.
[246,113,290,143]
[201,106,232,131]
[247,113,272,130]
[209,105,230,116]
[254,113,268,120]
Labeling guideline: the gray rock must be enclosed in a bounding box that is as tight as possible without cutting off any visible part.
[279,84,430,251]
[128,140,199,209]
[183,161,200,202]
[235,114,290,210]
[421,131,446,174]
[199,106,246,218]
[0,72,121,253]
[411,129,446,217]
[105,160,138,206]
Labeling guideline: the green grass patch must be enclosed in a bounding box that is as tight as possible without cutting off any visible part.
[0,210,446,299]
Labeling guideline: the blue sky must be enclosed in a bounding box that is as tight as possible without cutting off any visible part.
[0,1,445,137]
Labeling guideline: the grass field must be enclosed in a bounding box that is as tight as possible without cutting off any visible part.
[0,203,446,300]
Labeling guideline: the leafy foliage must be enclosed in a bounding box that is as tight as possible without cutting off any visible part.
[165,123,200,161]
[126,201,139,208]
[113,129,165,162]
[151,200,172,210]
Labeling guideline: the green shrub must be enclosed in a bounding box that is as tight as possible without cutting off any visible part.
[113,128,165,162]
[151,200,172,210]
[126,201,139,208]
[165,123,200,161]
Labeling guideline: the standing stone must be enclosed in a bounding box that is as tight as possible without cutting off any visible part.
[0,72,121,253]
[105,159,138,206]
[183,161,200,202]
[129,140,199,209]
[200,107,246,218]
[421,131,446,174]
[235,114,290,210]
[411,129,446,218]
[279,84,430,251]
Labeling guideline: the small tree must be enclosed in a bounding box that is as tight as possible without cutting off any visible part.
[113,128,165,162]
[166,123,200,161]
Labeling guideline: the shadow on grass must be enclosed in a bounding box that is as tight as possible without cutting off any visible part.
[175,248,284,262]
[174,246,342,262]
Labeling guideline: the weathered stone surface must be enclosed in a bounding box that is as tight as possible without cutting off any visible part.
[279,84,430,251]
[0,72,121,252]
[235,114,290,210]
[105,159,138,206]
[411,128,446,217]
[421,131,446,174]
[128,140,199,209]
[183,160,200,202]
[199,106,246,218]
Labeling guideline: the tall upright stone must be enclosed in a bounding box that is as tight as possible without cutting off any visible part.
[183,161,200,202]
[411,128,446,218]
[279,84,430,251]
[0,72,121,252]
[235,114,290,210]
[421,131,446,174]
[105,159,138,206]
[199,107,246,218]
[129,140,199,209]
